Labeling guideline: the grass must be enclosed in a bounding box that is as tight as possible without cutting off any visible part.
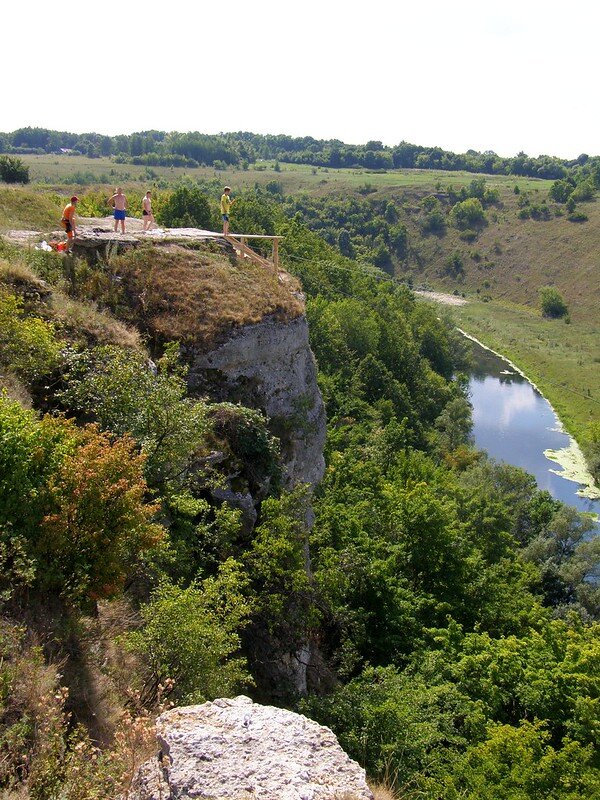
[0,184,63,231]
[0,249,143,351]
[74,242,305,349]
[402,192,600,326]
[451,298,600,445]
[15,153,554,195]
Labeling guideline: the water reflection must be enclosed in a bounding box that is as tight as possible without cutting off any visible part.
[467,339,600,520]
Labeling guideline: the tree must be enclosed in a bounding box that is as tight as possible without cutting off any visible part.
[157,185,212,228]
[129,560,251,703]
[539,286,568,318]
[450,198,486,229]
[0,155,29,183]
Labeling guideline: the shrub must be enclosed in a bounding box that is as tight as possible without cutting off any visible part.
[450,198,486,229]
[0,397,163,603]
[568,211,588,223]
[443,251,464,277]
[39,423,164,601]
[60,343,209,490]
[157,185,212,229]
[571,180,595,202]
[0,288,60,381]
[421,209,446,235]
[539,286,568,318]
[0,155,29,183]
[128,560,251,703]
[549,179,573,203]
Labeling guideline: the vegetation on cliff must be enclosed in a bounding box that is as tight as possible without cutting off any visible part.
[0,181,598,799]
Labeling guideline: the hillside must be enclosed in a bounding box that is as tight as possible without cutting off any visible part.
[0,182,598,799]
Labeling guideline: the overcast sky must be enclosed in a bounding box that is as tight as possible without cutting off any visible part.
[2,0,598,159]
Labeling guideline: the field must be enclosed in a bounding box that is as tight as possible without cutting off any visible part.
[18,153,553,195]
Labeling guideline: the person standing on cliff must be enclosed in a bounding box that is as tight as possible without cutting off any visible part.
[109,187,127,234]
[142,190,156,231]
[61,195,78,251]
[220,186,235,236]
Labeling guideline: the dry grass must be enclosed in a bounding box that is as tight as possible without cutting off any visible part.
[0,251,142,351]
[0,372,33,408]
[370,783,398,800]
[99,243,304,348]
[51,293,142,350]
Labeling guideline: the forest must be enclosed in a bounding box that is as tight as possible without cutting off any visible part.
[2,126,600,181]
[0,182,598,798]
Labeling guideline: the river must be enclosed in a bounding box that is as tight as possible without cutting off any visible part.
[467,337,600,522]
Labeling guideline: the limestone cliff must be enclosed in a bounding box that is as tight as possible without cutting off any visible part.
[184,314,326,490]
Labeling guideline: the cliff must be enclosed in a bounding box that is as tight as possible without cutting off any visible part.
[185,314,326,490]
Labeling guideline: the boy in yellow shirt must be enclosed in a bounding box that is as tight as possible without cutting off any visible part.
[220,186,235,235]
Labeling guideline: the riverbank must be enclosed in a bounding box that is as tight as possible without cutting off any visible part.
[414,292,600,498]
[450,296,599,450]
[459,328,600,501]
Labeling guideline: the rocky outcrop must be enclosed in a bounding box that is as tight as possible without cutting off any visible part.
[131,696,373,800]
[186,315,326,489]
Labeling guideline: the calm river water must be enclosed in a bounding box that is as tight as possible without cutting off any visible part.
[468,338,600,521]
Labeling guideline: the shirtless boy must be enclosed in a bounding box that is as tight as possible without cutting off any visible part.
[109,187,127,233]
[61,195,78,251]
[142,191,156,231]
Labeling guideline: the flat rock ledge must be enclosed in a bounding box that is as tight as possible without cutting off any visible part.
[130,696,373,800]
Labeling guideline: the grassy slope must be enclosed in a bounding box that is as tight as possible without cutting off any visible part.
[390,186,600,326]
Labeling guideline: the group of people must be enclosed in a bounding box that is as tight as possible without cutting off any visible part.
[60,188,157,250]
[61,186,236,250]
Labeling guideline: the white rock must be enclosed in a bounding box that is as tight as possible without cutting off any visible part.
[131,696,373,800]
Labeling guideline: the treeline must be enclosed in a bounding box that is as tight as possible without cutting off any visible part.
[2,126,600,180]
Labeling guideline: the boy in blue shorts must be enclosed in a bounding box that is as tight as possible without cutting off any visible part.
[109,187,127,234]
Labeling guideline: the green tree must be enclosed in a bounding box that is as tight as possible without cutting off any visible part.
[539,286,568,318]
[0,155,29,183]
[129,560,252,703]
[157,185,212,228]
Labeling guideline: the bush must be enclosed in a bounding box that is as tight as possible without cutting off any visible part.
[549,179,573,203]
[157,185,212,229]
[0,288,60,382]
[539,286,568,318]
[450,198,486,229]
[0,397,164,603]
[0,155,29,184]
[128,560,251,703]
[444,251,465,277]
[60,343,209,490]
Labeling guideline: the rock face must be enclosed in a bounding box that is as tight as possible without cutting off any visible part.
[131,696,373,800]
[186,315,326,489]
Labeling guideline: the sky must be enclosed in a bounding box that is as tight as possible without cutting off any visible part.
[2,0,599,159]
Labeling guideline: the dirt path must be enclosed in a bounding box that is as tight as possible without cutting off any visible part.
[414,290,468,306]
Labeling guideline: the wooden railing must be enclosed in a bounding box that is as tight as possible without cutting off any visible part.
[224,234,283,271]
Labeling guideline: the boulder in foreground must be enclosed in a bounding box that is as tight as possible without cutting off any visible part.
[131,695,373,800]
